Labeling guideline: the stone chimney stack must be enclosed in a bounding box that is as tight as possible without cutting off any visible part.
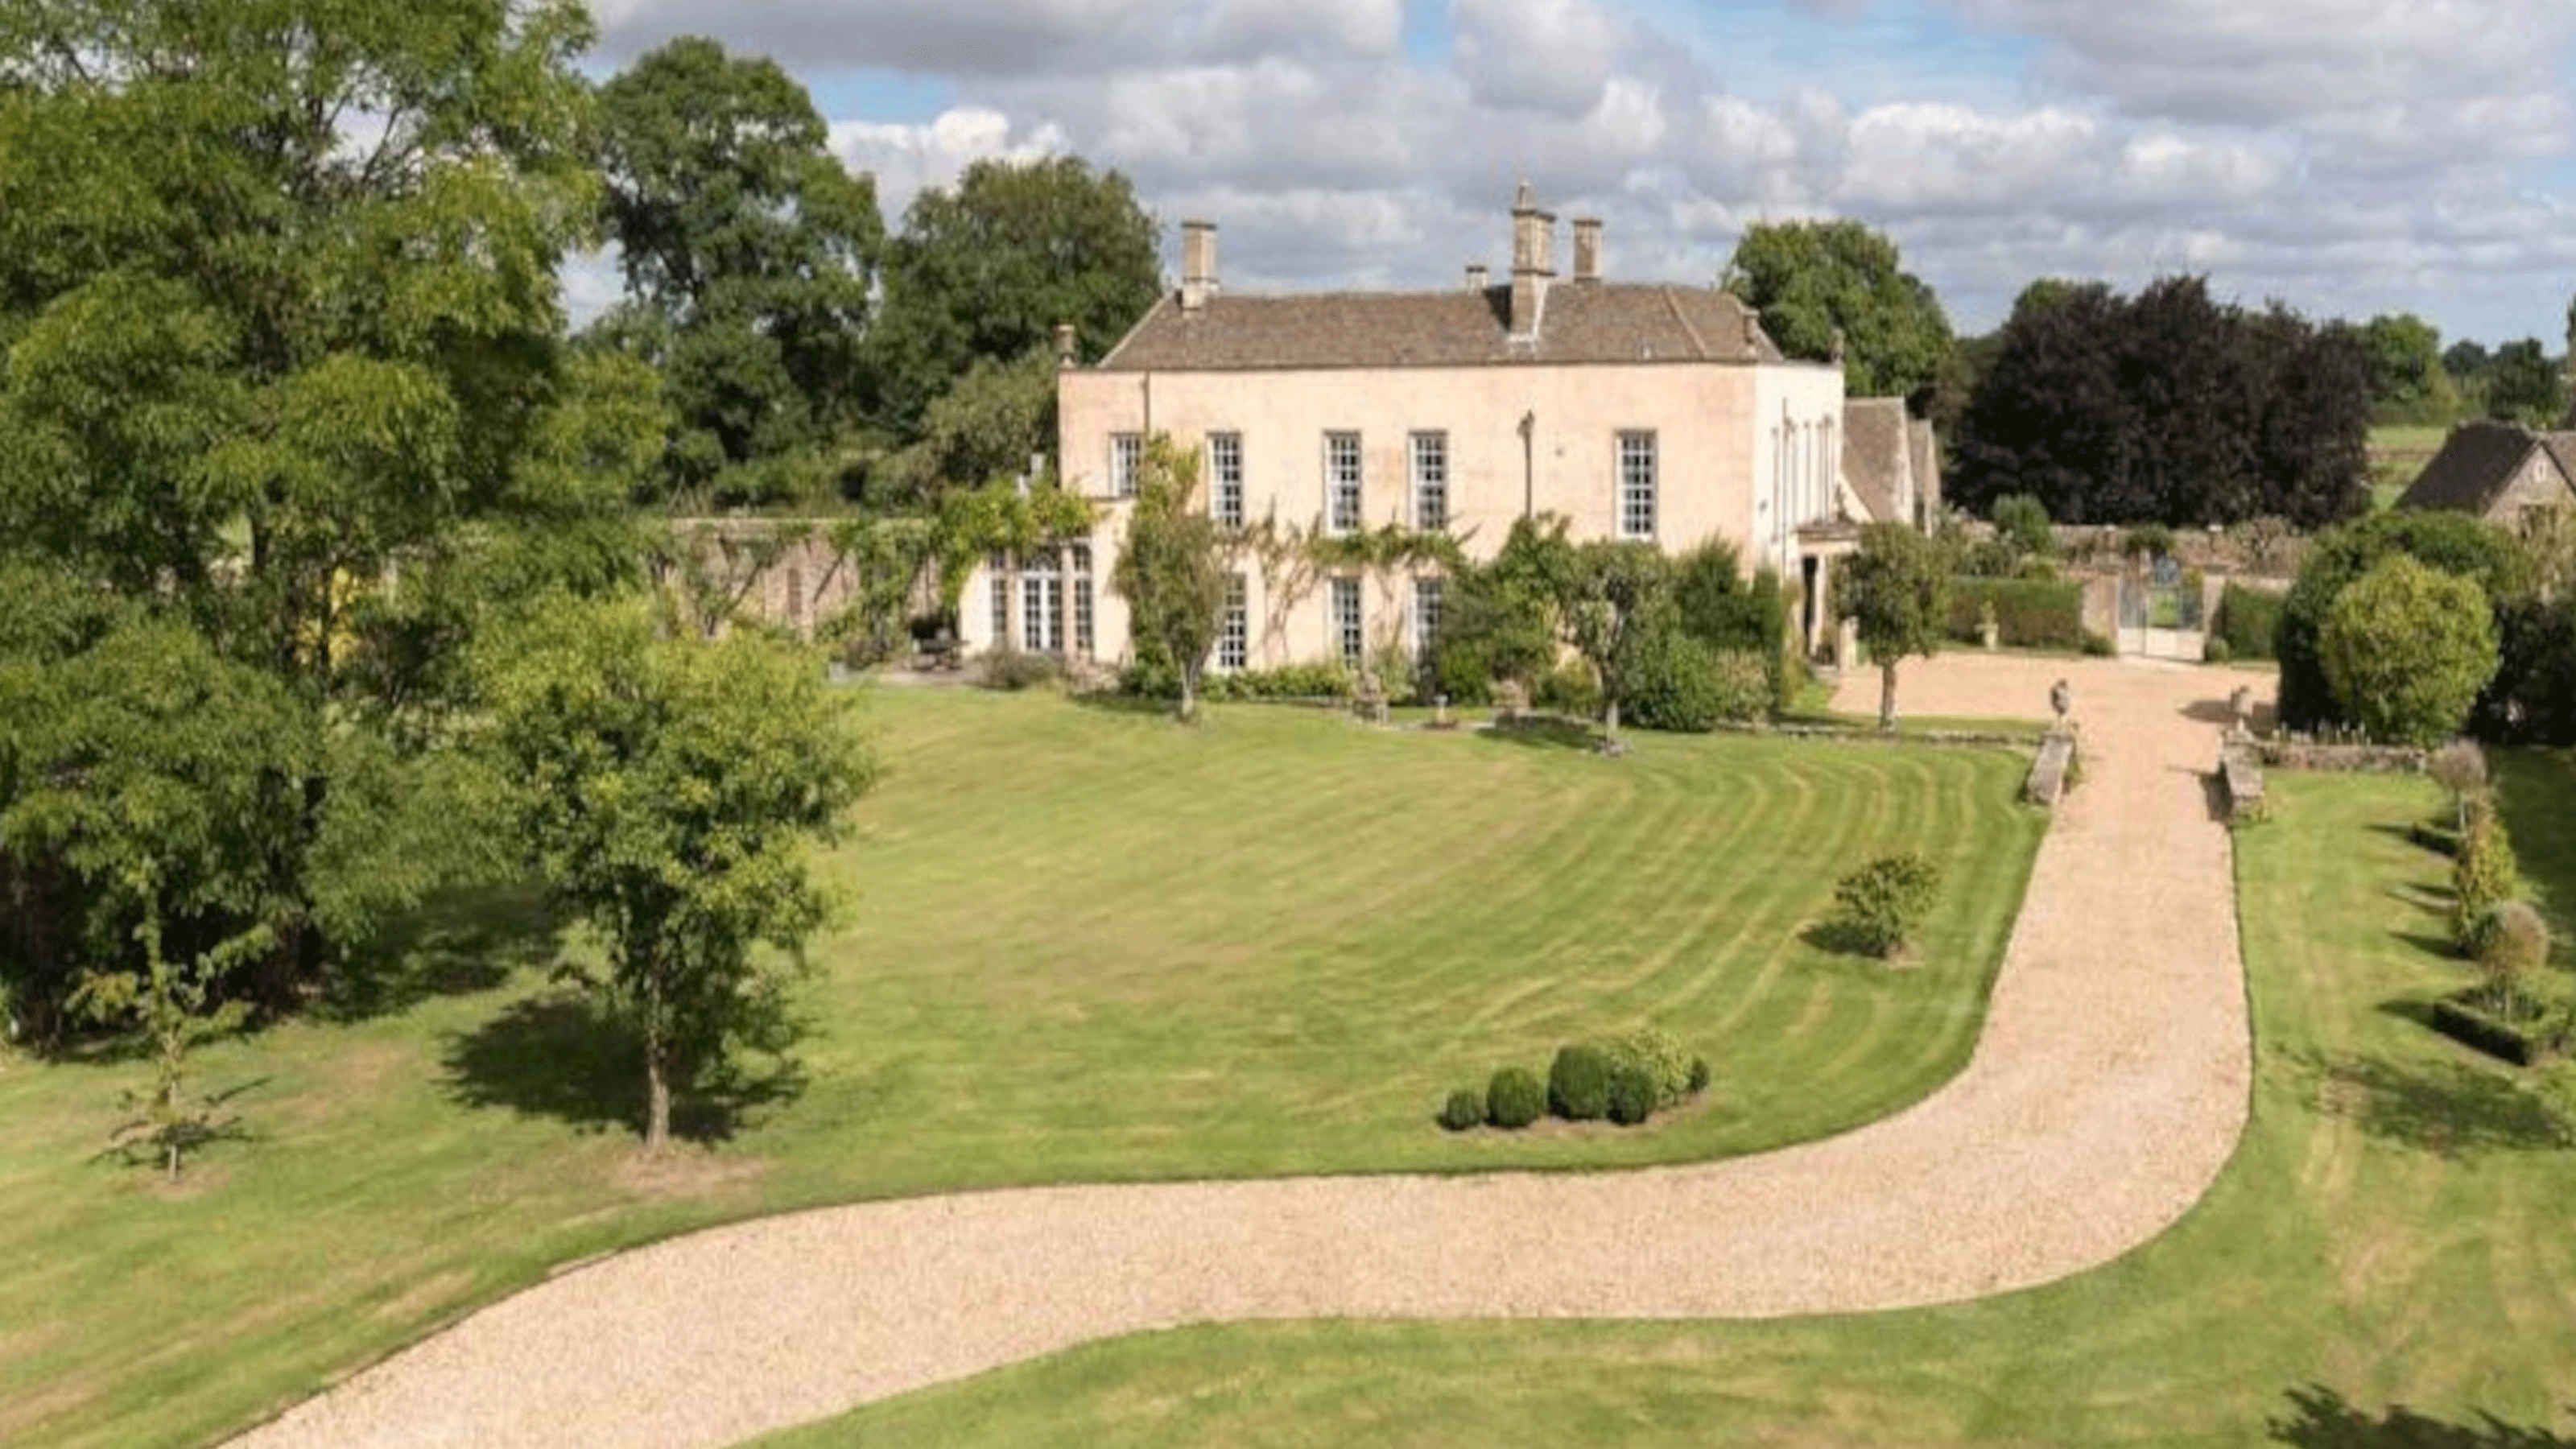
[1466,263,1489,291]
[1508,180,1555,337]
[1180,220,1218,312]
[1571,217,1602,283]
[1053,323,1077,369]
[1740,308,1760,350]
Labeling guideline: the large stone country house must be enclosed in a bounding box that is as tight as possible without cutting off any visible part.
[964,187,1934,675]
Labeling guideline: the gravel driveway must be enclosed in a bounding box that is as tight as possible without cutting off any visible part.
[232,654,2256,1449]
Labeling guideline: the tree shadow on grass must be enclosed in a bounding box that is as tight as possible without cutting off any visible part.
[318,886,567,1025]
[440,993,808,1146]
[2291,1039,2574,1158]
[1475,716,1600,753]
[2272,1384,2576,1447]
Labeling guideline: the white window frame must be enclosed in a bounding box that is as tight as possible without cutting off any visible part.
[1217,573,1249,672]
[1071,543,1095,657]
[1329,576,1364,668]
[1021,548,1062,654]
[1208,431,1245,528]
[1325,431,1363,535]
[1617,431,1657,541]
[1410,431,1448,532]
[1413,576,1444,663]
[1109,432,1142,499]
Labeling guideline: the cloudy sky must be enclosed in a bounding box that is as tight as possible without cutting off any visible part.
[584,0,2576,346]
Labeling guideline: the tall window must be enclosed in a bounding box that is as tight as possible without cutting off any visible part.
[1617,431,1657,540]
[1325,431,1363,534]
[1410,431,1448,531]
[1022,548,1061,654]
[1414,576,1444,663]
[1208,431,1245,527]
[1330,576,1363,668]
[988,549,1009,647]
[1218,573,1249,671]
[1110,432,1142,498]
[1071,544,1095,657]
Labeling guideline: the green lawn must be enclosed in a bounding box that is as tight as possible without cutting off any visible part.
[0,688,2046,1449]
[2368,423,2450,511]
[752,756,2576,1449]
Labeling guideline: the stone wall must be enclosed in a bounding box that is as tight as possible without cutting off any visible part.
[665,520,938,642]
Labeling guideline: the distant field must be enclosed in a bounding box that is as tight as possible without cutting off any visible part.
[2367,422,2447,510]
[0,688,2045,1449]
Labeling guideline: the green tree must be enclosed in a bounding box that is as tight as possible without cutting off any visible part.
[869,156,1160,434]
[1834,522,1951,731]
[1111,436,1226,721]
[592,36,883,506]
[479,597,871,1152]
[1555,541,1672,746]
[2321,555,2500,747]
[876,349,1057,505]
[2355,313,2452,418]
[1431,514,1573,704]
[0,0,644,1018]
[2277,509,2524,731]
[1990,493,2054,560]
[2483,337,2566,427]
[1720,219,1955,406]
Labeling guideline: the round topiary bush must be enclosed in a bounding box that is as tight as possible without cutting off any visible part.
[1609,1026,1694,1107]
[1548,1045,1612,1121]
[1439,1088,1484,1133]
[1605,1061,1657,1125]
[1486,1067,1546,1129]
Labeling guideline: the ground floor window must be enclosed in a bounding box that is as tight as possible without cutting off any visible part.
[1218,573,1249,671]
[1021,551,1061,654]
[988,549,1009,648]
[1071,544,1095,657]
[1413,576,1443,663]
[1330,576,1364,669]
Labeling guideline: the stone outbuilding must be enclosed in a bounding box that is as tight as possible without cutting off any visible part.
[2394,419,2576,525]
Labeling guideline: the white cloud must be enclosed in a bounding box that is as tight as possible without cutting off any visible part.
[1451,0,1629,116]
[830,108,1067,220]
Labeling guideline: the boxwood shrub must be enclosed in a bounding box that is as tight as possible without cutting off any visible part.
[1609,1026,1695,1107]
[1827,853,1942,959]
[2429,995,2564,1066]
[1485,1067,1546,1129]
[1605,1061,1657,1125]
[1439,1088,1486,1132]
[1624,625,1724,733]
[1548,1045,1612,1121]
[1946,577,2086,650]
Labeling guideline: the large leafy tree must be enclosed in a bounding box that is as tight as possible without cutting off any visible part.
[1112,436,1226,721]
[0,0,650,1027]
[2482,337,2566,427]
[591,35,883,506]
[480,596,871,1152]
[869,156,1160,436]
[1720,219,1955,407]
[2355,312,2452,417]
[2321,555,2499,746]
[1951,276,2368,527]
[2276,510,2524,731]
[1429,514,1572,706]
[1834,522,1950,732]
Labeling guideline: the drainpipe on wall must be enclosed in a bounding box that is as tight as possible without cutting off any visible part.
[1518,410,1535,519]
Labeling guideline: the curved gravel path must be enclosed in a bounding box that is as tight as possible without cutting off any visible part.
[233,654,2256,1449]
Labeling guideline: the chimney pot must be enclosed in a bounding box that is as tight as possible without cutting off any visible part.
[1466,263,1489,291]
[1053,323,1077,369]
[1741,310,1760,349]
[1180,220,1218,312]
[1571,217,1602,283]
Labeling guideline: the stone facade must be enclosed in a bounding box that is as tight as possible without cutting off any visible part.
[973,187,1926,674]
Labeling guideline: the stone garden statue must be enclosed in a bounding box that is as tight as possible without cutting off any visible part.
[2050,678,2072,731]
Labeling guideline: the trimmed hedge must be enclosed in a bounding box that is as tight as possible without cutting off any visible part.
[2429,995,2564,1066]
[1548,1045,1612,1121]
[1486,1067,1546,1129]
[1203,663,1353,702]
[1946,577,2086,650]
[2213,583,2285,661]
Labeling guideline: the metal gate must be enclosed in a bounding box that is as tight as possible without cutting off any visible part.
[2116,555,2205,660]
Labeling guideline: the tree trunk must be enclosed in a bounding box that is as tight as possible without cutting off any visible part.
[1178,658,1199,723]
[642,970,671,1154]
[1879,659,1899,733]
[1604,692,1620,745]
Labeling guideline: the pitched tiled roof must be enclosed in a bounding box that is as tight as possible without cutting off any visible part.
[2396,421,2553,514]
[1840,398,1913,525]
[1096,283,1788,371]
